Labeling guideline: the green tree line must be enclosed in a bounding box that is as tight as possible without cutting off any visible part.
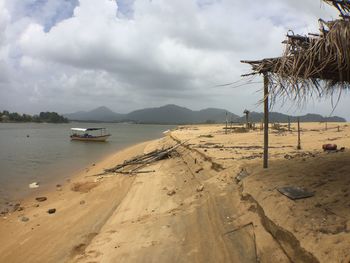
[0,110,69,123]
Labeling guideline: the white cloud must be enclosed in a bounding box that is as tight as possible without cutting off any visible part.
[0,0,348,119]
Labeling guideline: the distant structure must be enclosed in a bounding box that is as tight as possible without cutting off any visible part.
[243,109,250,128]
[241,0,350,168]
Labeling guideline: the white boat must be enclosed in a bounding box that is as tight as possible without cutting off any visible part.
[70,128,111,142]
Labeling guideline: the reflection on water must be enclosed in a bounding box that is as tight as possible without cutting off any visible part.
[0,122,174,203]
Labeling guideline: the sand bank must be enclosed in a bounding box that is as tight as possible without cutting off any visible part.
[1,122,349,262]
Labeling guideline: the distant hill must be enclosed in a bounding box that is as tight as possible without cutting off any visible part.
[64,105,346,124]
[64,106,124,122]
[64,104,238,124]
[235,112,346,123]
[125,105,238,124]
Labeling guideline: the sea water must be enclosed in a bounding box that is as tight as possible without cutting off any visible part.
[0,122,175,205]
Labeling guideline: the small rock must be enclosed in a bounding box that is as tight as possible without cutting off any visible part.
[0,208,9,215]
[92,163,96,166]
[21,216,29,222]
[167,190,176,196]
[35,197,47,202]
[47,208,56,214]
[33,204,40,208]
[196,185,204,192]
[29,182,39,189]
[56,184,62,188]
[79,200,86,205]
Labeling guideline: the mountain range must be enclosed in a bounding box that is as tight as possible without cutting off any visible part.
[64,104,346,124]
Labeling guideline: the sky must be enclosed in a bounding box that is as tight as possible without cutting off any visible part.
[0,0,349,119]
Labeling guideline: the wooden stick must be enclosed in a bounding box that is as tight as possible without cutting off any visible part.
[297,117,301,150]
[263,73,269,169]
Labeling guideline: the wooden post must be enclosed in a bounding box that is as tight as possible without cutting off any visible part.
[297,117,301,150]
[263,73,269,169]
[225,112,228,134]
[338,125,340,132]
[288,116,291,131]
[325,122,328,131]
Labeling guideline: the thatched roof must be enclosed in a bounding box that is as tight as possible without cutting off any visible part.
[242,0,350,102]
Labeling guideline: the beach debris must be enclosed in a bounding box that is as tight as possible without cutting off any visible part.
[323,144,337,151]
[20,216,29,222]
[277,186,314,200]
[0,208,9,216]
[199,134,214,138]
[35,197,47,202]
[56,184,62,188]
[12,203,24,212]
[167,189,176,196]
[195,168,203,173]
[196,185,204,192]
[79,200,86,205]
[211,162,224,171]
[100,141,187,176]
[47,208,56,214]
[236,168,249,182]
[29,182,39,189]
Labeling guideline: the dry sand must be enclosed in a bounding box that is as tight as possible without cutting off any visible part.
[0,122,349,262]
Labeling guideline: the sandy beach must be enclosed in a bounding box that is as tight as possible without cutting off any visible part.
[1,122,349,263]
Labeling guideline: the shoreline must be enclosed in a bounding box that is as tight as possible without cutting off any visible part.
[0,136,161,262]
[2,137,161,212]
[0,121,174,210]
[1,122,349,262]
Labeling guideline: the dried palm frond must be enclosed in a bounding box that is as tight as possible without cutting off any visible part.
[241,0,350,104]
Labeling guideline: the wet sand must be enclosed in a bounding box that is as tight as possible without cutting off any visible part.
[0,122,349,262]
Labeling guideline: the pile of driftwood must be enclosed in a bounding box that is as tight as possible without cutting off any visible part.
[99,142,184,175]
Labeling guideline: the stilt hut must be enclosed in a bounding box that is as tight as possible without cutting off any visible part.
[241,0,350,168]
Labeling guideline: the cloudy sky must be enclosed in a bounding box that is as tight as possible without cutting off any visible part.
[0,0,349,119]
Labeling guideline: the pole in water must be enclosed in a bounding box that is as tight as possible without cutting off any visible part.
[263,73,269,169]
[297,117,301,150]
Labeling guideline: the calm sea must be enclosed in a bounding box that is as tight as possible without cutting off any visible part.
[0,122,174,205]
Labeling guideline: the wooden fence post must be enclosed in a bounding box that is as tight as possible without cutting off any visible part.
[263,73,269,169]
[288,116,291,131]
[297,117,301,150]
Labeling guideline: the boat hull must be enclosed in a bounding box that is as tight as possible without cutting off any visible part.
[70,134,111,142]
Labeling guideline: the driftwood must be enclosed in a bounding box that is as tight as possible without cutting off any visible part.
[97,141,187,176]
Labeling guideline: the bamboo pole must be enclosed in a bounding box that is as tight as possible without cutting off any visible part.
[297,117,301,150]
[263,73,269,169]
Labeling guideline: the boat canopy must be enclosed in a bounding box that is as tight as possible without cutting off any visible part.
[71,128,106,132]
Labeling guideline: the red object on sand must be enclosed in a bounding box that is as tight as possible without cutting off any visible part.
[322,144,337,151]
